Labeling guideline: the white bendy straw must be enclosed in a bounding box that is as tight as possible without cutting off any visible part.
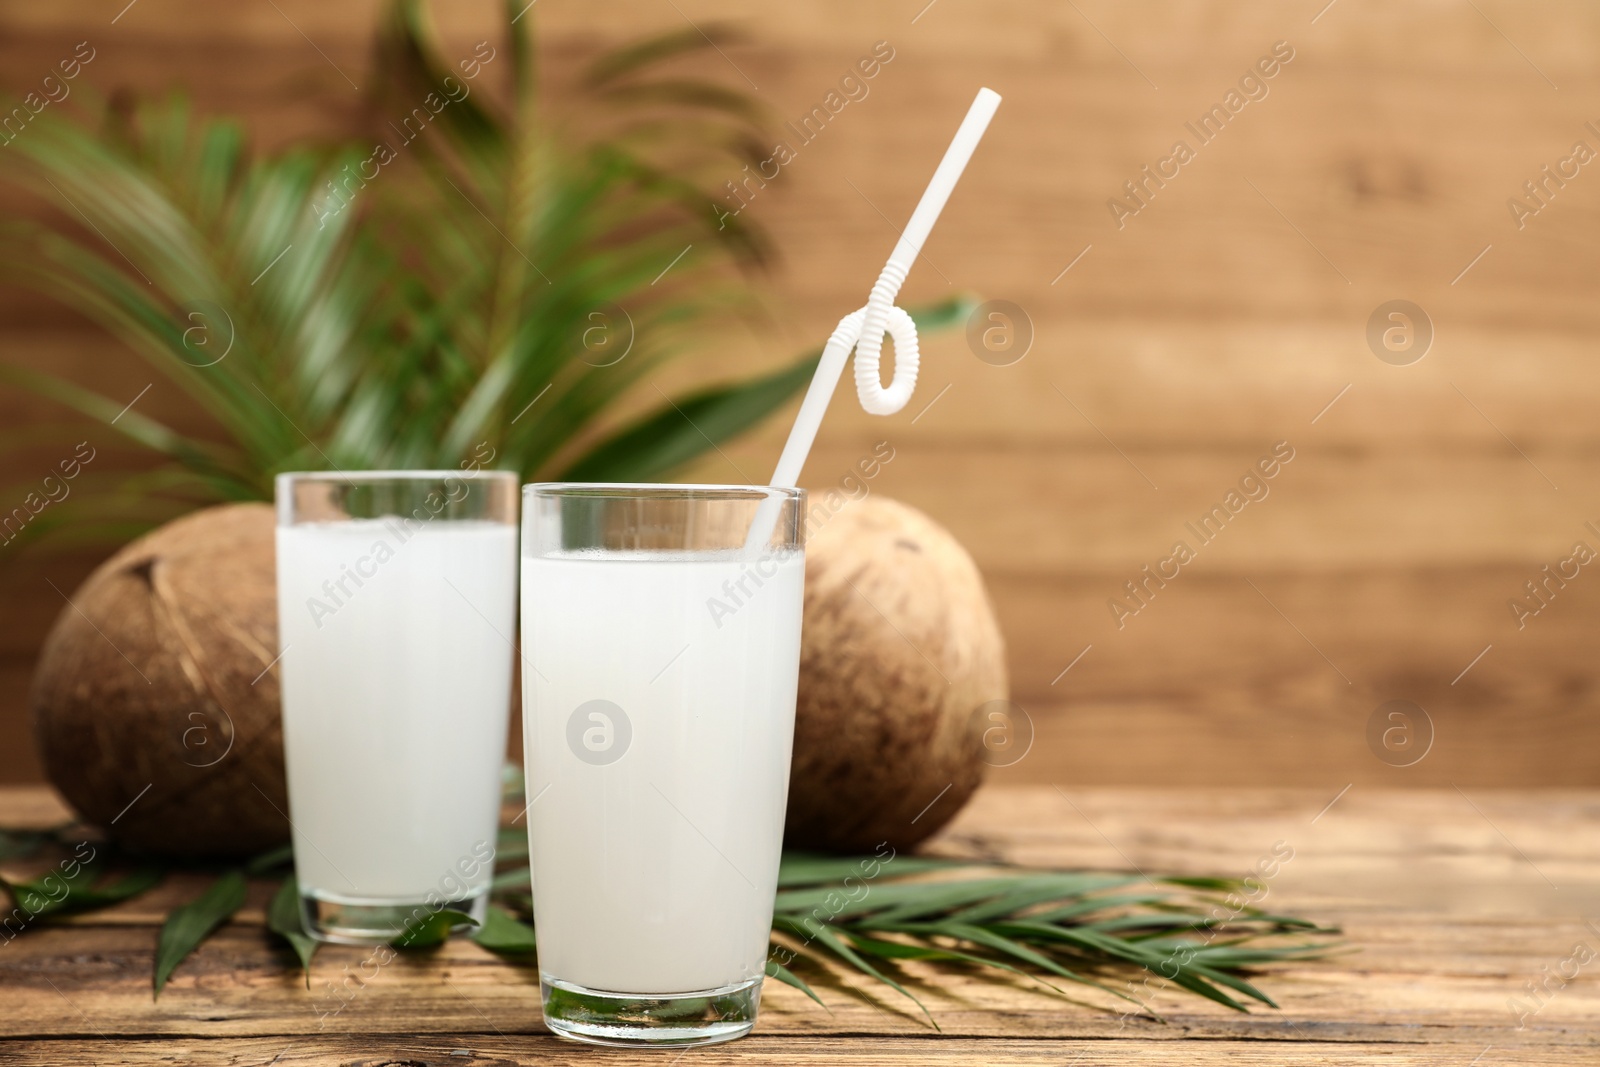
[746,87,1000,552]
[768,87,1001,489]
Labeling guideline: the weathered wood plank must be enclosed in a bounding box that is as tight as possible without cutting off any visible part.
[4,1034,1593,1067]
[0,784,69,825]
[3,913,1594,1044]
[983,565,1600,787]
[773,446,1589,574]
[1,786,1595,1055]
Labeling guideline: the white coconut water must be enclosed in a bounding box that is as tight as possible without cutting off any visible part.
[520,550,804,994]
[276,519,517,904]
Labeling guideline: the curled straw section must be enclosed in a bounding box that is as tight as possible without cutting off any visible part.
[767,87,1001,489]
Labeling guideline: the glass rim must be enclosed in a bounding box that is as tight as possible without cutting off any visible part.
[276,469,516,484]
[275,469,518,527]
[524,482,803,501]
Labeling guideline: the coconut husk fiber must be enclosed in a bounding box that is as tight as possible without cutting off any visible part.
[31,503,288,857]
[784,496,1008,852]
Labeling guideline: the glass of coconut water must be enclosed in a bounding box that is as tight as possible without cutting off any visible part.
[275,471,518,944]
[521,483,806,1047]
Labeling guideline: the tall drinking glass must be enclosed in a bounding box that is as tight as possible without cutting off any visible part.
[521,483,806,1047]
[275,471,518,943]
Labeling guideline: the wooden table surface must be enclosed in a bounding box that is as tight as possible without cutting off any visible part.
[2,783,1596,1065]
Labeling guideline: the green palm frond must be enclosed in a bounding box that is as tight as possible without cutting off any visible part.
[0,813,1337,1016]
[760,856,1335,1019]
[0,1,938,550]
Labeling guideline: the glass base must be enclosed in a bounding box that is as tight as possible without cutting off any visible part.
[300,888,488,945]
[540,975,762,1047]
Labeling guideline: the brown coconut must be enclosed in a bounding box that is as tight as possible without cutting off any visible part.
[786,496,1007,852]
[31,503,289,857]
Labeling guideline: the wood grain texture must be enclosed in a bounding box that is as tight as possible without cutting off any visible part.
[11,1037,1598,1067]
[2,0,1599,785]
[1,783,1597,1064]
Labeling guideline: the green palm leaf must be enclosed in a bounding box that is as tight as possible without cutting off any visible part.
[2,1,962,550]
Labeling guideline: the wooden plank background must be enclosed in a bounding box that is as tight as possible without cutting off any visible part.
[2,0,1599,788]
